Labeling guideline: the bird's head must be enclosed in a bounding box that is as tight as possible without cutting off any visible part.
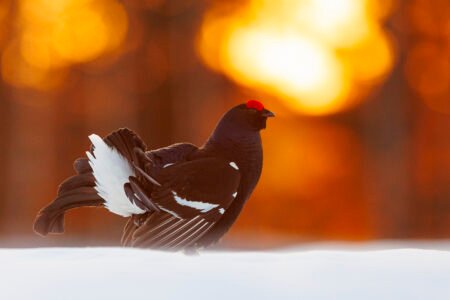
[219,100,275,132]
[205,100,274,153]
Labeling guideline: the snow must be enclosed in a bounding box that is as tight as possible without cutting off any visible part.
[1,246,449,299]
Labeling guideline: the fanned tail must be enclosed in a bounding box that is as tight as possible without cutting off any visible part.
[33,158,104,236]
[34,128,150,236]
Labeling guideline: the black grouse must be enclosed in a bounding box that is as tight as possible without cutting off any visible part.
[34,100,274,251]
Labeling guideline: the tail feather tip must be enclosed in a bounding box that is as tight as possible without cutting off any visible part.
[33,212,65,237]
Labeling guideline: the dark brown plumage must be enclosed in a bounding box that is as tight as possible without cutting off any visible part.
[34,100,274,251]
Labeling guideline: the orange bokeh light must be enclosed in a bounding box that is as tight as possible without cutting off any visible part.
[1,0,128,90]
[405,0,450,115]
[197,0,396,115]
[225,28,350,115]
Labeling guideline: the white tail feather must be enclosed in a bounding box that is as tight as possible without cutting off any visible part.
[87,134,145,217]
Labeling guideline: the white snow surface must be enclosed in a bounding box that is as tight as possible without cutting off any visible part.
[87,134,145,217]
[1,246,449,300]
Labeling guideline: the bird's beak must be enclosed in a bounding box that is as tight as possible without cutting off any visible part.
[261,109,275,118]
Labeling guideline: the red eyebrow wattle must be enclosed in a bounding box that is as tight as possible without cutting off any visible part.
[246,100,264,111]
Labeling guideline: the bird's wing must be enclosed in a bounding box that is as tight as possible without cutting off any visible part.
[146,143,198,170]
[98,128,197,212]
[153,157,241,220]
[125,157,241,250]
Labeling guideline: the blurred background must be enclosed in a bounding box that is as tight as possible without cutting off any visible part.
[0,0,448,249]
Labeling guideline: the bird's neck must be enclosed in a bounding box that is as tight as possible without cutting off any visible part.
[202,131,262,166]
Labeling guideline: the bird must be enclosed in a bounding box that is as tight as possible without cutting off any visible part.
[34,100,274,251]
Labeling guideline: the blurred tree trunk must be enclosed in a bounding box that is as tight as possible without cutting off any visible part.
[360,0,415,238]
[0,84,10,236]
